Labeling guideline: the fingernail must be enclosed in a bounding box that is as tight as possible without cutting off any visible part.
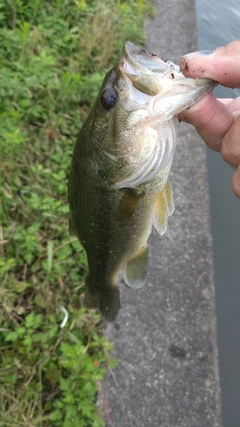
[197,50,213,55]
[181,50,213,59]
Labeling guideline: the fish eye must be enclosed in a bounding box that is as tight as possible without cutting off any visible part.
[101,88,118,110]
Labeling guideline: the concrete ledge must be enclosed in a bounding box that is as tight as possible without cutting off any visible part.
[99,1,222,426]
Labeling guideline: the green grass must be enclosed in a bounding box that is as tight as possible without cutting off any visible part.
[0,0,154,425]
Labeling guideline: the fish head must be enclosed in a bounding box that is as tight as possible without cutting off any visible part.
[86,42,216,188]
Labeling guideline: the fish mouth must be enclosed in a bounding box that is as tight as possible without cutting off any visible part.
[117,41,216,114]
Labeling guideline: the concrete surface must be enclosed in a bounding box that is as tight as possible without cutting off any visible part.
[98,1,223,426]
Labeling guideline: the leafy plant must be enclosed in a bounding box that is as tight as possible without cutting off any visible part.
[0,301,117,426]
[0,0,154,425]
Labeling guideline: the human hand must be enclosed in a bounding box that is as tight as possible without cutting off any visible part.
[178,40,240,198]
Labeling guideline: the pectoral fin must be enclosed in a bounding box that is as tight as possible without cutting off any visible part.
[153,180,174,235]
[124,246,149,289]
[118,188,145,223]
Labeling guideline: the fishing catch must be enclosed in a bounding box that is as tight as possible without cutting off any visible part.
[68,42,215,321]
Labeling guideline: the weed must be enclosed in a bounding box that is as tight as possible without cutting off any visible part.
[0,0,154,425]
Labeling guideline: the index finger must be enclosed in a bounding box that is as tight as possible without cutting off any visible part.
[179,40,240,88]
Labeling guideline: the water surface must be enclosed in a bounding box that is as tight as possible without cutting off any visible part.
[196,1,240,426]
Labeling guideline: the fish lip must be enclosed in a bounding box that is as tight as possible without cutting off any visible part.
[120,42,216,89]
[114,67,151,112]
[119,41,170,77]
[116,42,169,112]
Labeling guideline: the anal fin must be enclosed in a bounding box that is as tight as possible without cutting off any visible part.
[153,180,174,236]
[124,246,149,289]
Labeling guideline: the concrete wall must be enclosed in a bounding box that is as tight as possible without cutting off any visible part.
[98,1,222,426]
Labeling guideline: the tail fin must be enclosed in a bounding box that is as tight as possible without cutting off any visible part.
[85,283,120,322]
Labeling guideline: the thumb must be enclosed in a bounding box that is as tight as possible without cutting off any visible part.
[179,40,240,88]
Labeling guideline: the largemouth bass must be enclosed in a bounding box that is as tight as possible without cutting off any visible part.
[68,42,216,321]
